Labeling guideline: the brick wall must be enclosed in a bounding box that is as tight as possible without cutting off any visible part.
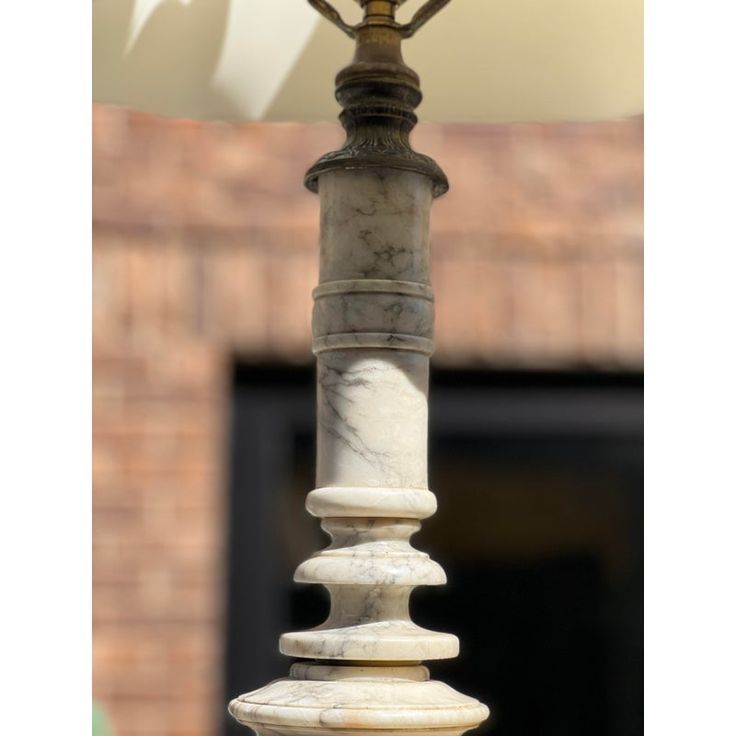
[92,105,642,736]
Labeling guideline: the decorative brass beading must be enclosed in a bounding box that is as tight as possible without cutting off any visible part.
[304,0,451,197]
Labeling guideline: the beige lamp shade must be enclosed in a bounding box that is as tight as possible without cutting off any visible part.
[93,0,642,123]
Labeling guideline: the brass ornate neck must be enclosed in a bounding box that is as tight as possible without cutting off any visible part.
[304,0,451,198]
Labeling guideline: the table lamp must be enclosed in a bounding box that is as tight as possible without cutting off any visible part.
[93,2,643,735]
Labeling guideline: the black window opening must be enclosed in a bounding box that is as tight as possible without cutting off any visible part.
[224,366,643,736]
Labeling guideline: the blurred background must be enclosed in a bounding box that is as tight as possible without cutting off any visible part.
[93,106,643,736]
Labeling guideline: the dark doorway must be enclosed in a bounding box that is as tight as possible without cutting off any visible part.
[224,366,643,736]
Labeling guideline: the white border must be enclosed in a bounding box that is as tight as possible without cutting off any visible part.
[3,1,736,733]
[646,2,736,735]
[0,1,91,732]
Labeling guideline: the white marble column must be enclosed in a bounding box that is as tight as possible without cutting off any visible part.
[230,3,488,735]
[229,166,488,736]
[283,168,453,663]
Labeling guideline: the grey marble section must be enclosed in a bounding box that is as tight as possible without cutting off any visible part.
[318,169,433,283]
[313,332,434,356]
[313,289,434,341]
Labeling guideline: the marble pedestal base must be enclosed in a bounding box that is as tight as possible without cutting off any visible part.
[229,664,488,736]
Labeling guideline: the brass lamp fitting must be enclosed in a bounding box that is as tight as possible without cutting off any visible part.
[304,0,452,197]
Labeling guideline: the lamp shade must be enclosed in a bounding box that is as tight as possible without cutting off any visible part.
[93,0,642,123]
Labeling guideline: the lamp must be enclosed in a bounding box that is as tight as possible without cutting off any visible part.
[228,2,490,728]
[93,1,642,735]
[225,3,486,732]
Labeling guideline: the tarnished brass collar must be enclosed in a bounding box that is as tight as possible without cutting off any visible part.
[304,0,450,198]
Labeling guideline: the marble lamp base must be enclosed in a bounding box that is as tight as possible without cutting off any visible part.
[229,663,489,736]
[228,481,489,736]
[228,169,490,736]
[230,4,490,734]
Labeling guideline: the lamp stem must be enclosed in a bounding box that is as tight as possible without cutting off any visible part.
[230,2,488,735]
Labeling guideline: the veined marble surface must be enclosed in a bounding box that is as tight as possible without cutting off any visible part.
[230,168,489,736]
[316,350,428,489]
[318,170,433,284]
[230,674,488,734]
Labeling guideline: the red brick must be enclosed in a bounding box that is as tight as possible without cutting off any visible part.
[201,244,269,349]
[577,257,619,365]
[614,255,644,368]
[267,249,316,360]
